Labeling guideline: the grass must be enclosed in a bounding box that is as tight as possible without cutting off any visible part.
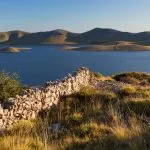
[119,85,150,98]
[1,85,149,150]
[1,72,150,149]
[0,120,49,150]
[0,136,46,150]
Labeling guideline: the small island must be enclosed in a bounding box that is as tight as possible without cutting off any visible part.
[0,47,31,53]
[63,41,150,51]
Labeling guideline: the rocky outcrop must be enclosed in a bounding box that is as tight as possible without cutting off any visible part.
[0,67,90,130]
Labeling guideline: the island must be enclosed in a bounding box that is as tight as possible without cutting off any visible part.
[0,47,31,53]
[63,41,150,51]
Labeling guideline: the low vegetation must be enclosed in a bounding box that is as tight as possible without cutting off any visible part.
[0,72,22,103]
[92,72,103,79]
[113,72,150,85]
[0,71,150,149]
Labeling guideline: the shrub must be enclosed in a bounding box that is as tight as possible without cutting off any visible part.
[76,86,100,97]
[113,72,148,80]
[100,91,117,101]
[93,72,103,79]
[119,76,139,84]
[119,86,150,98]
[113,72,150,85]
[79,122,100,138]
[0,72,22,102]
[69,112,83,124]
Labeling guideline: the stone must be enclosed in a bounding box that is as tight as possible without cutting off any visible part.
[31,111,36,119]
[22,95,27,99]
[0,119,3,127]
[50,123,61,133]
[0,104,3,115]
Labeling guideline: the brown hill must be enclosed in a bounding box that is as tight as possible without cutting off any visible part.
[0,29,78,44]
[0,30,29,43]
[1,28,150,46]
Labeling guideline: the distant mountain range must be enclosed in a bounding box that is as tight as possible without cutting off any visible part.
[1,28,150,45]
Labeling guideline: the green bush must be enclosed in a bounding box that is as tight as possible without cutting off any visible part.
[119,76,139,84]
[93,72,103,79]
[113,72,150,85]
[0,71,22,102]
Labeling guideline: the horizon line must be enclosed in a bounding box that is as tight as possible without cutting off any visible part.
[1,27,150,34]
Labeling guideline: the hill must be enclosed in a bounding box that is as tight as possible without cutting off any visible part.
[0,30,29,43]
[0,29,78,45]
[0,69,150,149]
[1,28,150,45]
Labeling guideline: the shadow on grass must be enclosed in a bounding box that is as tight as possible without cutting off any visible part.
[66,131,150,150]
[126,100,150,116]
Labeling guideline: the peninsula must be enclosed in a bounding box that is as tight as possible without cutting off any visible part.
[63,41,150,51]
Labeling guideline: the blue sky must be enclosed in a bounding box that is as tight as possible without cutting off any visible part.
[0,0,150,32]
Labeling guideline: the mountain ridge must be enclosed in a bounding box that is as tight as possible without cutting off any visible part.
[1,28,150,45]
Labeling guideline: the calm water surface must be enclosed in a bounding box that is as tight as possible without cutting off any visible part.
[0,45,150,86]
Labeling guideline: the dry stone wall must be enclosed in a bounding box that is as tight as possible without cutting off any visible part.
[0,67,90,130]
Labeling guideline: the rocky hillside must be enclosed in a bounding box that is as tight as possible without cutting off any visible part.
[0,29,78,45]
[1,28,150,45]
[0,30,29,43]
[0,68,150,150]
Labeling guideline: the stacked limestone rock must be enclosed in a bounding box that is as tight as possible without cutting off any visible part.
[0,67,90,130]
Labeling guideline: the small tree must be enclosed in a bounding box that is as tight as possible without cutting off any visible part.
[0,72,22,102]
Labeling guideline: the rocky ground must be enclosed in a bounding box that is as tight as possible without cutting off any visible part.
[90,72,150,92]
[91,77,129,93]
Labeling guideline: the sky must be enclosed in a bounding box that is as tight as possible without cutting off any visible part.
[0,0,150,33]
